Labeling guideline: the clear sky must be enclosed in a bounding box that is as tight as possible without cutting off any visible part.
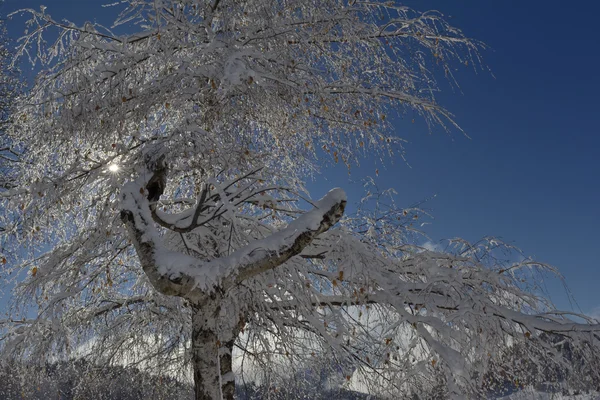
[3,1,599,315]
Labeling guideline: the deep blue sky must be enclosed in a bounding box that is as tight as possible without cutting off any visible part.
[3,1,599,315]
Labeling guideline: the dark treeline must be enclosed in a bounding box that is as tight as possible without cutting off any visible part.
[0,360,373,400]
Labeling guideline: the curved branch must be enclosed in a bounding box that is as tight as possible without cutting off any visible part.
[120,167,346,300]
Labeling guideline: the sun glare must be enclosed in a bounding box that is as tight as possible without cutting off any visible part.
[108,164,120,173]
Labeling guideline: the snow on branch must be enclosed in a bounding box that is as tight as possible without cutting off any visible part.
[120,167,346,300]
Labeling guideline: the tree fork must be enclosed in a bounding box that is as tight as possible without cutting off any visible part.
[121,163,346,399]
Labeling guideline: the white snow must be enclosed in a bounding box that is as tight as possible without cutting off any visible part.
[496,388,600,400]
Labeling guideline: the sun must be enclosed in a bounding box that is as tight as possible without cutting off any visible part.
[108,164,120,173]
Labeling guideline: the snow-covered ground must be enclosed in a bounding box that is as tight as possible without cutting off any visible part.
[498,387,600,399]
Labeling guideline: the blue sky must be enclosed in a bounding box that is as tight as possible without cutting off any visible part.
[3,1,599,315]
[319,1,600,316]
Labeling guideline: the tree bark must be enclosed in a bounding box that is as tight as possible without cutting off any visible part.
[191,305,238,400]
[191,307,221,400]
[219,337,236,400]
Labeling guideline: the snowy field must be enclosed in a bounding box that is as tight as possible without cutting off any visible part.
[498,388,600,399]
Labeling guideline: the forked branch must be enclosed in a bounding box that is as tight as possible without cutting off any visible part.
[120,166,346,301]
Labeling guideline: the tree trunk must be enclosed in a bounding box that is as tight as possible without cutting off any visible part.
[191,307,220,400]
[191,305,237,400]
[219,338,236,400]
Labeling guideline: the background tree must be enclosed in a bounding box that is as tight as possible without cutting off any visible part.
[1,1,599,399]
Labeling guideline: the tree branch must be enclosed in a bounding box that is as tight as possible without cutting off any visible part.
[221,189,346,289]
[121,166,346,300]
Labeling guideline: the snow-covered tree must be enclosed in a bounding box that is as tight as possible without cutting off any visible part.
[0,2,22,243]
[0,4,20,193]
[1,1,599,399]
